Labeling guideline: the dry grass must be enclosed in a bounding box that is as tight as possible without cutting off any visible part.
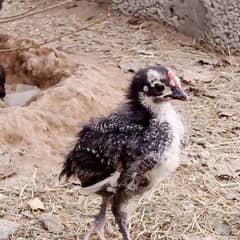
[1,164,240,240]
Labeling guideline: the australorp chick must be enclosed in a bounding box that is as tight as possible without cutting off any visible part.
[60,64,188,240]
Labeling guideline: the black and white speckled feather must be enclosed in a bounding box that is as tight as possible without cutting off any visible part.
[60,103,173,187]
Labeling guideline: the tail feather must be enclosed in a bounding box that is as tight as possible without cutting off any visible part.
[59,150,75,180]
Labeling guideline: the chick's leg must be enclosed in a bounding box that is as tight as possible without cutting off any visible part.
[111,188,133,240]
[83,196,110,240]
[111,169,150,240]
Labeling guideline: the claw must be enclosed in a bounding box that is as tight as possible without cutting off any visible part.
[83,221,106,240]
[83,196,110,240]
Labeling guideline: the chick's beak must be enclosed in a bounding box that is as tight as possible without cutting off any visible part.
[167,70,189,101]
[170,86,188,101]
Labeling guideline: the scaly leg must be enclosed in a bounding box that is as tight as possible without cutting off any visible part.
[111,170,150,240]
[83,196,110,240]
[111,188,133,240]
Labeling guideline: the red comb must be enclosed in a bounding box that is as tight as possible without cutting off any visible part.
[167,71,181,88]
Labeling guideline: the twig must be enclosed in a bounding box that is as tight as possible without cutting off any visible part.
[31,167,38,197]
[0,17,107,53]
[53,232,82,239]
[0,0,74,24]
[19,184,28,199]
[0,3,42,20]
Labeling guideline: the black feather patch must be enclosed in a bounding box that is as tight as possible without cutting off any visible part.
[60,103,172,188]
[0,65,6,98]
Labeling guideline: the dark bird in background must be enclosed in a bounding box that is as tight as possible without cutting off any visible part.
[0,0,4,10]
[60,64,188,240]
[0,65,6,99]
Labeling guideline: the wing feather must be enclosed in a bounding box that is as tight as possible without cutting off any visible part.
[60,109,143,187]
[60,107,172,188]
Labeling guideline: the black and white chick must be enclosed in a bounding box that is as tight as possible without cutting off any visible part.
[0,65,6,99]
[60,64,188,240]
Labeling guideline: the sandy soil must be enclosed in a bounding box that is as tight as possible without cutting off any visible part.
[0,0,239,239]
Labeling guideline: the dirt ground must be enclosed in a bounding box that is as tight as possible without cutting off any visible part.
[0,0,239,239]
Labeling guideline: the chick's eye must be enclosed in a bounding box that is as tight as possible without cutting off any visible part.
[154,84,165,91]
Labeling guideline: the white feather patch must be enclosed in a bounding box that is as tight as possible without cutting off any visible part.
[144,102,185,188]
[147,69,164,87]
[82,171,120,193]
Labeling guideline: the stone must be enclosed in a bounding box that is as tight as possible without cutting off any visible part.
[4,89,41,107]
[41,214,65,233]
[213,220,232,236]
[27,198,45,211]
[0,219,19,240]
